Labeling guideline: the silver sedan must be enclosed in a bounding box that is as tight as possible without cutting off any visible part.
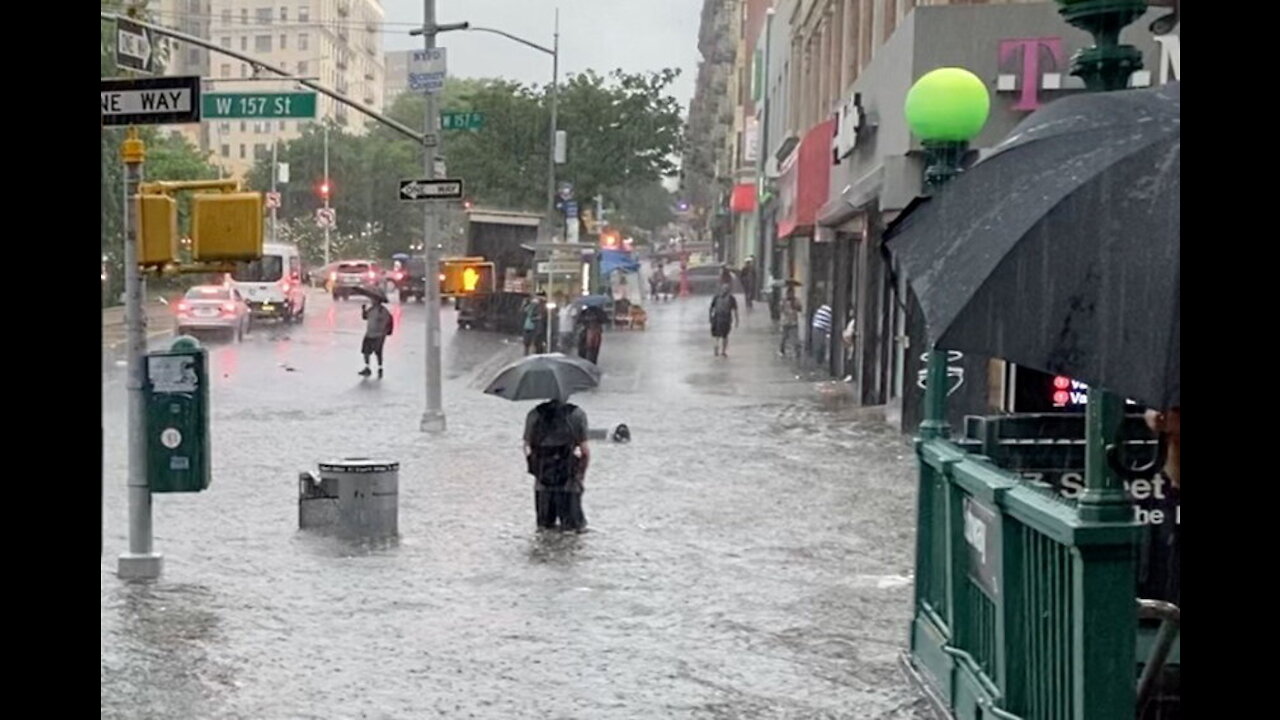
[173,285,251,342]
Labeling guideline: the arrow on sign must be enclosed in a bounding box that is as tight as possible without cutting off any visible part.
[116,19,154,73]
[398,178,464,201]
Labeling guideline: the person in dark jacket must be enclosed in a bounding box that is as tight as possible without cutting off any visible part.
[524,399,591,531]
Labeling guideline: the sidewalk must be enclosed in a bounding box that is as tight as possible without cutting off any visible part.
[102,301,173,349]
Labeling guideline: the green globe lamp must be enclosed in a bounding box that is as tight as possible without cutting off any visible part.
[904,67,990,193]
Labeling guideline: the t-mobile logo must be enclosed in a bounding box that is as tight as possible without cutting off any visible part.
[996,37,1065,111]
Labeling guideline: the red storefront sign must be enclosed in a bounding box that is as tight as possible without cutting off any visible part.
[730,183,757,213]
[776,118,835,239]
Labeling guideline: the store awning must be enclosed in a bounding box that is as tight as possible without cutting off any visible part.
[729,183,757,213]
[776,118,835,239]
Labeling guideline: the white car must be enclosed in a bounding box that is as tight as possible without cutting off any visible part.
[174,285,250,342]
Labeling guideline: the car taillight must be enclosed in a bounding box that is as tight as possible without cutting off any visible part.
[177,302,189,313]
[330,271,338,281]
[367,271,376,280]
[222,302,236,313]
[393,272,403,281]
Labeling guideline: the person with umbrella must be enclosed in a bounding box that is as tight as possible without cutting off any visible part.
[484,354,600,532]
[573,295,610,365]
[355,288,394,377]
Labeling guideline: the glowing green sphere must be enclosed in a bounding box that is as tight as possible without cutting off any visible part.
[904,68,990,142]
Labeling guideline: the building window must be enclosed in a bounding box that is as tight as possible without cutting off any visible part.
[188,48,201,65]
[297,60,309,74]
[255,144,268,159]
[299,33,309,51]
[281,7,288,22]
[280,34,287,50]
[299,5,310,23]
[221,9,231,26]
[241,8,248,25]
[240,36,248,51]
[220,63,230,77]
[240,63,249,78]
[220,36,231,48]
[255,35,272,52]
[219,122,231,134]
[256,8,272,25]
[221,144,230,157]
[239,144,246,159]
[240,121,248,132]
[279,120,287,131]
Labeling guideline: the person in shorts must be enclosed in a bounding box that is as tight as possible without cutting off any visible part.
[358,297,393,377]
[709,283,739,357]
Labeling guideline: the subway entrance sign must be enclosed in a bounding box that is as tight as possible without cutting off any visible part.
[201,92,318,119]
[101,76,202,126]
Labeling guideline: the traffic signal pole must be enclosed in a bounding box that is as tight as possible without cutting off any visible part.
[323,123,331,268]
[117,127,162,581]
[420,0,449,433]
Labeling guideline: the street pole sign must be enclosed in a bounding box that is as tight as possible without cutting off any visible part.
[101,76,202,127]
[115,18,154,74]
[201,92,318,119]
[440,111,485,130]
[399,178,464,201]
[265,192,281,209]
[316,207,336,227]
[409,48,447,94]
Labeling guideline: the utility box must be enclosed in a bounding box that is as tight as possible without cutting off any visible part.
[137,194,178,266]
[191,192,264,262]
[145,337,211,493]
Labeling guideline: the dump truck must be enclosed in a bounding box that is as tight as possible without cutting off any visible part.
[453,208,540,332]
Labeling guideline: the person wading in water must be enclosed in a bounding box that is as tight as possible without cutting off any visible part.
[524,398,591,532]
[709,283,739,358]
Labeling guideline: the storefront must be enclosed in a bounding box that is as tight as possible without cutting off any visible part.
[775,118,835,346]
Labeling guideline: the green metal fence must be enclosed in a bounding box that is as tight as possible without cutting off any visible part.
[908,432,1140,720]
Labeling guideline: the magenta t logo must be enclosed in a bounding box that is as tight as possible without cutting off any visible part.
[998,37,1064,111]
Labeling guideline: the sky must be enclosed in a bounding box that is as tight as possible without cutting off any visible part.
[378,0,705,116]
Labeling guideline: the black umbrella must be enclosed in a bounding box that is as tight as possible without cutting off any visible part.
[886,82,1179,409]
[484,353,601,402]
[348,285,389,304]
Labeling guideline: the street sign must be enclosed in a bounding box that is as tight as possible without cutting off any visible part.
[265,192,281,209]
[316,207,336,228]
[101,76,202,127]
[276,162,290,184]
[423,133,439,148]
[116,18,154,74]
[409,48,447,94]
[202,92,318,119]
[440,111,485,130]
[399,178,464,201]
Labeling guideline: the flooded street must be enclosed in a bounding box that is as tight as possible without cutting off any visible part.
[101,294,928,719]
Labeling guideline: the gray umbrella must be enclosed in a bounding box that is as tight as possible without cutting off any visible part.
[484,352,601,402]
[886,82,1179,409]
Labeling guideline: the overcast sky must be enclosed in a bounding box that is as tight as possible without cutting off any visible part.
[379,0,704,115]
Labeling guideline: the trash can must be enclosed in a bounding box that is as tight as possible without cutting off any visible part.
[298,457,398,538]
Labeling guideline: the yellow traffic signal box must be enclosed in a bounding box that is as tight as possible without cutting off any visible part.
[191,192,264,262]
[440,261,494,296]
[137,194,178,266]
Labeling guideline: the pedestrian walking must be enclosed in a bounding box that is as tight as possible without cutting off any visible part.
[740,257,757,310]
[524,398,591,532]
[578,305,606,364]
[358,297,394,378]
[841,317,857,382]
[778,287,802,357]
[812,303,833,367]
[521,295,547,355]
[709,283,739,357]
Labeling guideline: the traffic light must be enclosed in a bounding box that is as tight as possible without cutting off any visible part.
[440,260,494,296]
[318,180,331,200]
[191,192,264,262]
[136,194,178,266]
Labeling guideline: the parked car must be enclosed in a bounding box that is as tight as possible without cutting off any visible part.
[173,285,250,341]
[331,260,383,301]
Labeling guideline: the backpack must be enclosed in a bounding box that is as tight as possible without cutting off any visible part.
[527,403,580,486]
[384,307,394,337]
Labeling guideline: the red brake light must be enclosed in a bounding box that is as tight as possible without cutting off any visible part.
[177,302,189,312]
[393,272,403,281]
[367,271,376,280]
[222,302,236,313]
[329,271,337,281]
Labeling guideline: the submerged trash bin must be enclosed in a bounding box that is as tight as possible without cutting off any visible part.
[298,457,399,538]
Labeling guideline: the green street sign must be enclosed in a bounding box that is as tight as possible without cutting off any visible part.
[440,111,485,130]
[201,92,318,119]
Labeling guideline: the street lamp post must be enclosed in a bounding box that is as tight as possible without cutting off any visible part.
[902,67,990,440]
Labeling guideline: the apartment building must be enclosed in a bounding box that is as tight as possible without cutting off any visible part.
[153,0,214,150]
[202,0,386,178]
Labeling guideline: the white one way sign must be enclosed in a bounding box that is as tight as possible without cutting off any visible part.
[101,76,202,127]
[399,178,464,201]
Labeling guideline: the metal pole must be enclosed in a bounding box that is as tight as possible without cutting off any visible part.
[758,9,774,295]
[270,139,278,246]
[117,127,162,580]
[323,122,331,267]
[420,0,446,432]
[546,9,559,227]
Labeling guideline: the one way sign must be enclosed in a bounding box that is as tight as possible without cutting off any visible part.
[399,178,464,201]
[116,18,155,74]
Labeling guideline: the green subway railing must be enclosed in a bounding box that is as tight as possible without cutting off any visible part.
[906,430,1140,720]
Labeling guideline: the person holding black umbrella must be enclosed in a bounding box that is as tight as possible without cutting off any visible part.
[357,290,393,378]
